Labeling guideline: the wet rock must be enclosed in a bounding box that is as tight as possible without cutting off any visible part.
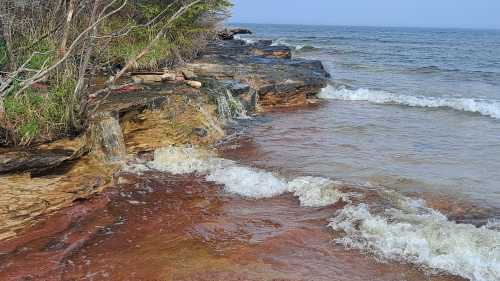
[222,80,257,112]
[186,40,330,108]
[88,113,127,163]
[252,46,292,59]
[0,149,74,175]
[253,40,273,48]
[218,28,252,40]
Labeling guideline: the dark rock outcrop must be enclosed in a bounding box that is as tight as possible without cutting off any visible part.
[186,39,330,108]
[218,28,253,40]
[0,149,75,175]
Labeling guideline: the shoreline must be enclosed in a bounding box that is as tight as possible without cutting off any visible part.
[0,37,330,242]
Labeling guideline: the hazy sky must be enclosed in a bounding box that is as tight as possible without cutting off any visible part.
[230,0,500,29]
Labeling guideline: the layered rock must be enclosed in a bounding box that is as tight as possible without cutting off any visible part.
[0,35,331,241]
[0,82,227,240]
[185,39,330,109]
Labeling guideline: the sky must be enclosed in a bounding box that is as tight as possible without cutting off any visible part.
[230,0,500,29]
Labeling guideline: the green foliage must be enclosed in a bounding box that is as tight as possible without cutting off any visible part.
[3,78,77,146]
[0,39,7,69]
[1,0,232,146]
[102,0,232,69]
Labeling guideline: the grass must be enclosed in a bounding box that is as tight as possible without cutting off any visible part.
[0,40,7,69]
[3,78,78,146]
[0,0,232,147]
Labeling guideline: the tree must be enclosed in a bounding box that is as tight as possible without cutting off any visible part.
[0,0,231,146]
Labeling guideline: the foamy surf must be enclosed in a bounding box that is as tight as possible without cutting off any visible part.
[271,38,318,51]
[234,34,256,44]
[319,85,500,119]
[329,194,500,281]
[144,146,345,206]
[129,146,500,280]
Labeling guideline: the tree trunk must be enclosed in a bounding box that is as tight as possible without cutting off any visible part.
[60,0,77,58]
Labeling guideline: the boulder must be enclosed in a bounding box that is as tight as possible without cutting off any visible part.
[218,28,252,40]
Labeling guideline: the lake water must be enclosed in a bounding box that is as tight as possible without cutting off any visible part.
[232,24,500,211]
[229,24,500,281]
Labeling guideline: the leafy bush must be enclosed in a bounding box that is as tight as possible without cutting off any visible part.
[0,0,232,146]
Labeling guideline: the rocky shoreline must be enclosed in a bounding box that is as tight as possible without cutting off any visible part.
[0,37,330,241]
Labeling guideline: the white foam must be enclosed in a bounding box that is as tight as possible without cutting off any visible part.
[329,197,500,281]
[319,85,500,119]
[288,177,346,207]
[271,38,311,51]
[207,166,288,198]
[146,146,345,204]
[234,35,256,44]
[147,146,229,174]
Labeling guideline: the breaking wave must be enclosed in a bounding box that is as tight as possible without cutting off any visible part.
[234,34,257,45]
[329,193,500,281]
[145,146,345,206]
[319,85,500,119]
[128,146,500,280]
[271,38,319,51]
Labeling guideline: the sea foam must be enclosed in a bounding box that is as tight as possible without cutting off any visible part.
[147,147,345,205]
[329,195,500,281]
[139,146,500,280]
[319,85,500,119]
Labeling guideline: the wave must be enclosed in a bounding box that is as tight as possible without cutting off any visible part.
[318,85,500,119]
[329,192,500,281]
[234,34,257,45]
[127,146,500,280]
[271,38,319,51]
[143,146,345,206]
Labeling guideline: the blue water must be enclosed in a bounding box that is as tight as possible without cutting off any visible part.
[232,24,500,105]
[230,24,500,212]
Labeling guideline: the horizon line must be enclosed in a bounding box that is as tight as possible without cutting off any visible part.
[227,21,500,31]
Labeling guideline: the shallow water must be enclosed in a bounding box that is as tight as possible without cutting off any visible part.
[0,169,465,281]
[232,23,500,213]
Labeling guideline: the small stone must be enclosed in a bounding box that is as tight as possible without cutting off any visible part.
[182,70,197,80]
[131,74,163,84]
[186,80,202,89]
[175,76,185,81]
[161,73,176,81]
